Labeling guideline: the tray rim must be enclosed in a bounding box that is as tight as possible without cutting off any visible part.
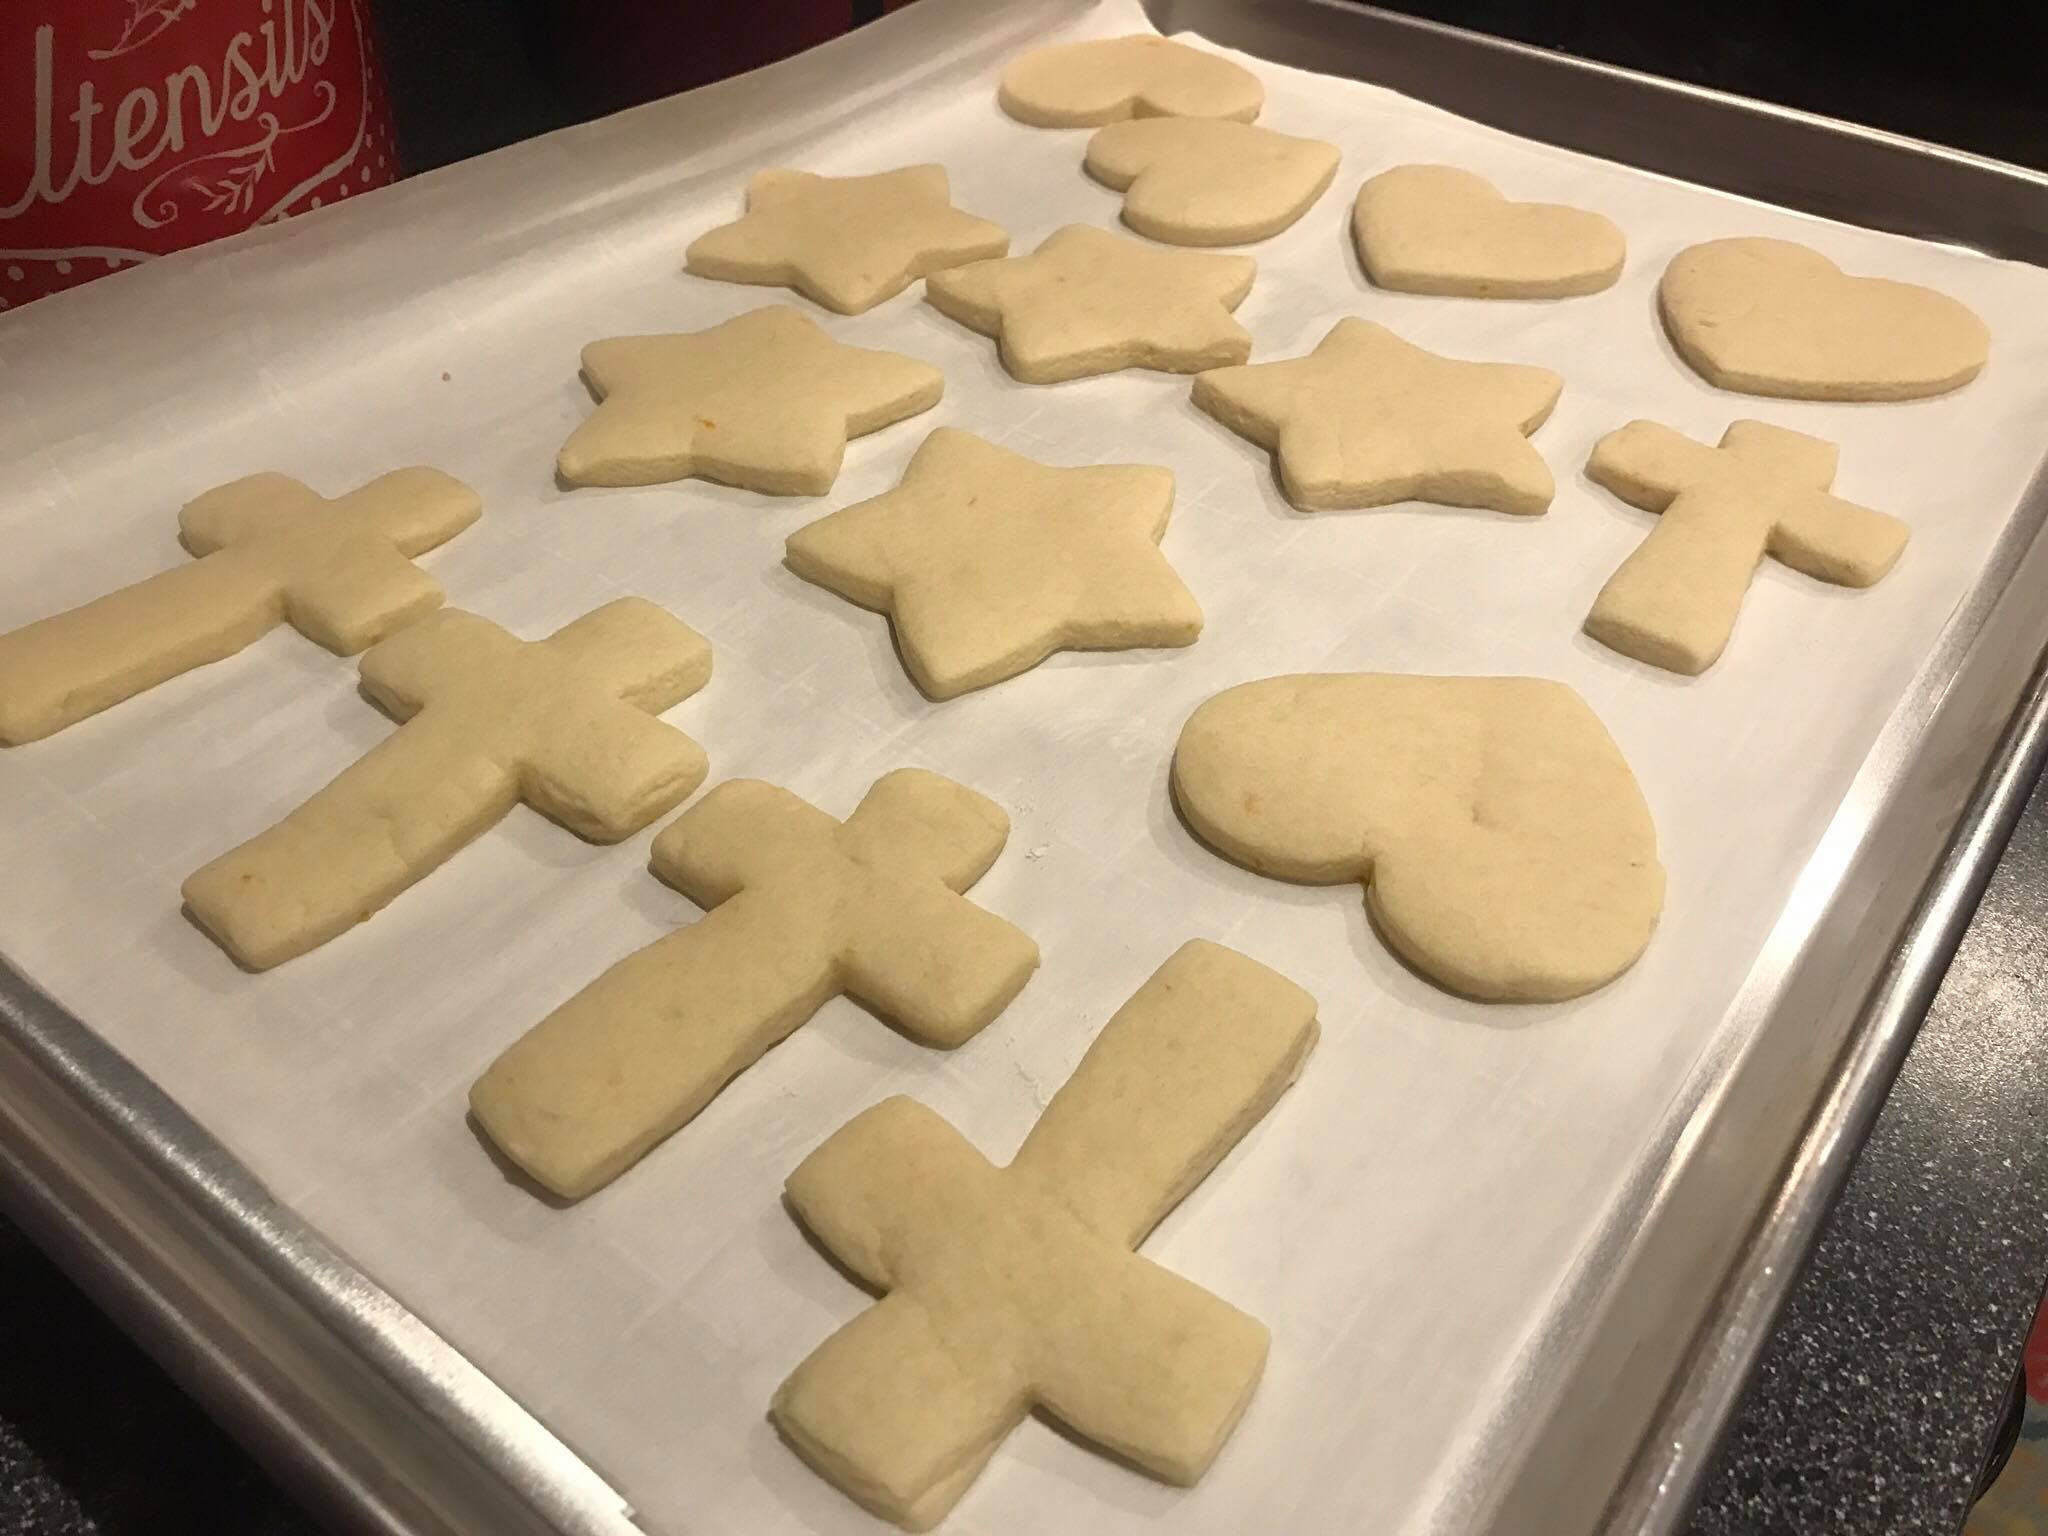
[0,958,641,1536]
[4,2,2047,1533]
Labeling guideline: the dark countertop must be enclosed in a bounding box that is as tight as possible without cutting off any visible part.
[0,1218,306,1535]
[1690,769,2048,1535]
[4,4,2046,1535]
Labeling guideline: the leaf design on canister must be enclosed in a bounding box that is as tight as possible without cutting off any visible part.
[90,0,201,61]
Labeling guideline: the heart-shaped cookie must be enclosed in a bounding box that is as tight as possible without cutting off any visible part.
[1173,673,1664,1001]
[1085,117,1339,245]
[999,34,1263,127]
[1352,164,1625,298]
[1659,237,1989,401]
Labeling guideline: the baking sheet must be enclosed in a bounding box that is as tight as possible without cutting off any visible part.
[4,1,2048,1531]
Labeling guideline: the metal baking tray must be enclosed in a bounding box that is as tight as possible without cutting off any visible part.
[4,2,2046,1533]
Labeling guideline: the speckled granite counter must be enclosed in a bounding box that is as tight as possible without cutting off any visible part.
[1689,770,2048,1535]
[0,1212,305,1536]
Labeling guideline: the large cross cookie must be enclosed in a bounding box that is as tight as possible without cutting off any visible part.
[183,599,711,970]
[471,768,1041,1200]
[0,468,479,744]
[772,939,1319,1529]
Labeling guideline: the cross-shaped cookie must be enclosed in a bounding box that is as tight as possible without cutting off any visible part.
[772,939,1318,1530]
[685,165,1010,315]
[924,224,1254,383]
[1584,419,1909,674]
[784,428,1203,698]
[557,306,943,494]
[1193,317,1562,513]
[0,468,480,744]
[470,769,1040,1200]
[183,599,711,970]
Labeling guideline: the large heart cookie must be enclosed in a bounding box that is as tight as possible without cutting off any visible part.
[1659,237,1989,401]
[1085,117,1339,245]
[1173,674,1664,1001]
[1352,165,1625,298]
[999,34,1263,127]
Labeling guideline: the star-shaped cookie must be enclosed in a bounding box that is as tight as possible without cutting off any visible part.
[1192,318,1563,513]
[784,427,1203,699]
[556,306,944,495]
[685,165,1010,315]
[924,224,1255,384]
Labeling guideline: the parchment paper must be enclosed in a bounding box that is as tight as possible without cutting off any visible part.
[4,1,2048,1531]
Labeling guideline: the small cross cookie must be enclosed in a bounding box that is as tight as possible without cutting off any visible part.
[1584,419,1909,675]
[470,769,1040,1200]
[183,599,711,970]
[0,468,479,744]
[772,939,1318,1529]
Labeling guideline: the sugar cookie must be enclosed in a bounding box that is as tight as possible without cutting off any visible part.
[773,939,1317,1530]
[183,600,710,970]
[925,224,1254,383]
[1659,237,1988,400]
[0,469,479,745]
[557,306,943,494]
[1174,675,1663,1001]
[471,770,1040,1200]
[1585,419,1908,675]
[999,34,1263,127]
[1084,117,1338,245]
[1352,165,1625,297]
[1192,317,1562,513]
[785,428,1202,698]
[685,165,1009,315]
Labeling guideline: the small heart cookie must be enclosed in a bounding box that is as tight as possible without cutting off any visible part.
[999,34,1263,127]
[1352,165,1625,298]
[1659,237,1989,401]
[1085,118,1340,246]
